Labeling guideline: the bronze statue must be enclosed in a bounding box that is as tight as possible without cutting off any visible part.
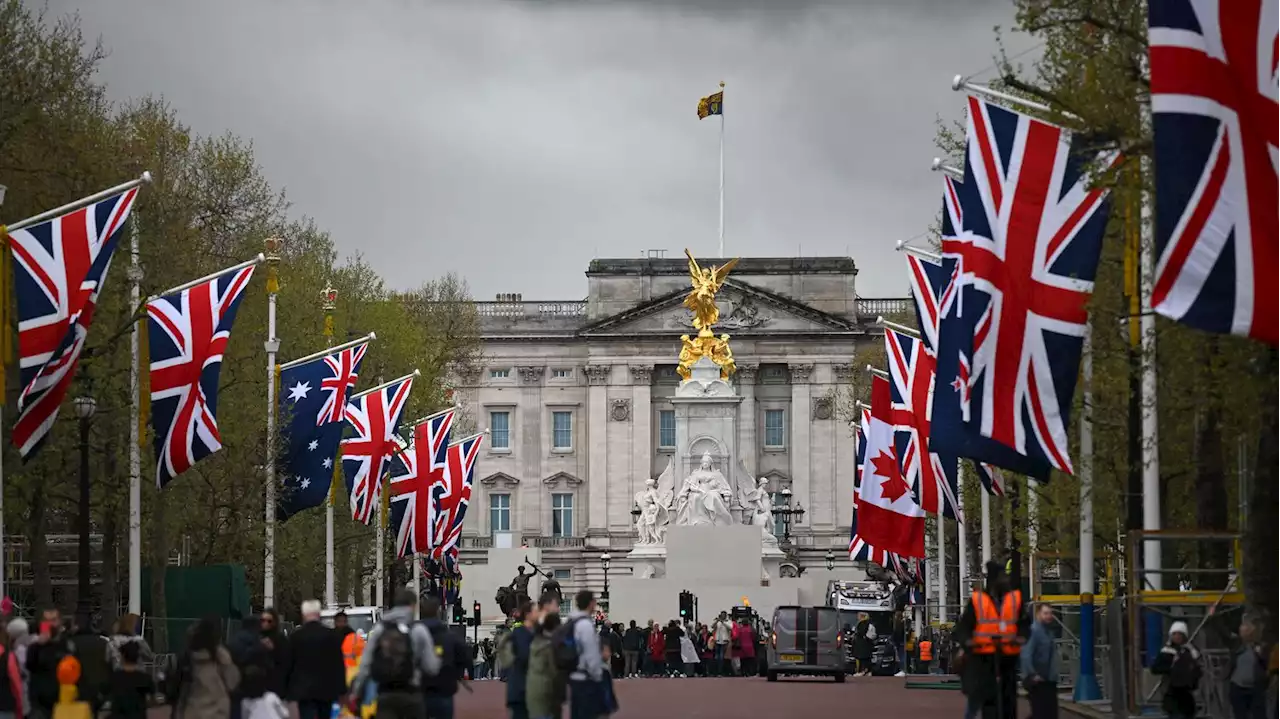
[677,249,740,381]
[494,564,533,618]
[526,557,563,605]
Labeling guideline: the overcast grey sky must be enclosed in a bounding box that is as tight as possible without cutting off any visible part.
[45,0,1035,301]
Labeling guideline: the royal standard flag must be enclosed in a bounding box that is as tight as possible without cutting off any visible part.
[697,90,723,119]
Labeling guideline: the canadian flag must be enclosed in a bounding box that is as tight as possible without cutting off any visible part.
[857,374,926,558]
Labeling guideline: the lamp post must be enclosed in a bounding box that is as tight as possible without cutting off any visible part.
[775,487,806,544]
[825,549,836,571]
[73,392,97,620]
[600,552,612,614]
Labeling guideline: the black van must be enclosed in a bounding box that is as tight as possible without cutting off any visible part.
[766,605,845,682]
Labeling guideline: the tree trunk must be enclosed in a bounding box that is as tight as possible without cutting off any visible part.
[28,482,51,610]
[100,508,119,632]
[1243,356,1278,647]
[1192,340,1233,588]
[149,485,170,652]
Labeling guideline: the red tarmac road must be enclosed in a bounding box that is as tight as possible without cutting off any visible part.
[148,675,974,719]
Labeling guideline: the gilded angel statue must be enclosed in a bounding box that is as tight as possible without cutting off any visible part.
[683,249,739,331]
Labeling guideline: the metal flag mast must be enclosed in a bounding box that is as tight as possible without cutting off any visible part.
[262,238,282,609]
[0,171,152,609]
[718,81,726,258]
[322,286,338,608]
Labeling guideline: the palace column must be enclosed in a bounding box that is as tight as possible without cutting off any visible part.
[517,366,545,535]
[789,363,815,535]
[584,364,612,543]
[735,365,759,478]
[628,366,654,529]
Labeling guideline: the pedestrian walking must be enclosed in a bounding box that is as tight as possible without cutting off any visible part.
[0,625,25,719]
[502,600,537,719]
[419,597,473,719]
[350,588,442,719]
[1021,603,1061,719]
[256,610,289,699]
[170,616,241,719]
[711,614,732,677]
[735,619,757,677]
[953,561,1029,719]
[621,621,642,678]
[106,640,152,719]
[852,614,876,677]
[1152,621,1202,719]
[26,608,75,719]
[565,591,606,719]
[1228,610,1269,719]
[284,600,346,719]
[646,624,664,678]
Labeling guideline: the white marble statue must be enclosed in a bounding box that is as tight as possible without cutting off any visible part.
[634,477,673,545]
[673,453,734,526]
[741,476,779,547]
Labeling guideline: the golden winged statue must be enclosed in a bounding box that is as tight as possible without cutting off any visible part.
[683,250,739,331]
[678,249,740,380]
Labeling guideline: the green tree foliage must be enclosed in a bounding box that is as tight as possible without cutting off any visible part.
[917,0,1274,636]
[0,2,481,624]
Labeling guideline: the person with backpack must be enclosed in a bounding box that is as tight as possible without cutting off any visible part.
[524,612,563,719]
[563,591,605,719]
[351,589,442,719]
[418,596,472,719]
[500,600,537,719]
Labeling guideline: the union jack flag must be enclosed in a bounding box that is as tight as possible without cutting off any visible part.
[8,187,138,457]
[420,409,457,556]
[884,328,961,520]
[146,263,257,488]
[388,408,455,558]
[932,176,1053,481]
[1148,0,1278,344]
[951,96,1120,474]
[431,432,484,563]
[906,251,1007,498]
[343,376,414,524]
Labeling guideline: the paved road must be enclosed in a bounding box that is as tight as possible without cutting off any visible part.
[434,675,965,718]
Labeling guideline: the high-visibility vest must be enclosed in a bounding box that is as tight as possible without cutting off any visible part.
[970,590,1022,656]
[342,632,367,669]
[919,640,933,662]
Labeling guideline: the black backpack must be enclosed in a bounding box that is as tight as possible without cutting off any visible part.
[551,616,589,673]
[370,621,416,689]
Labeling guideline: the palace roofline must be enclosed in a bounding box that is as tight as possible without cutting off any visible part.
[585,256,858,277]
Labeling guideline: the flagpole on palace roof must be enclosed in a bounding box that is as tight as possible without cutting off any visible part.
[718,81,726,258]
[263,238,283,609]
[322,286,338,609]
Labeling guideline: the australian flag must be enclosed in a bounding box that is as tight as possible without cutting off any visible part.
[277,341,368,519]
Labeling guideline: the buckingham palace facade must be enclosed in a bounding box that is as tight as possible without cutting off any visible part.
[449,254,911,589]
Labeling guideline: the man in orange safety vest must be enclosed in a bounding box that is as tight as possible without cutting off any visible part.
[953,560,1029,719]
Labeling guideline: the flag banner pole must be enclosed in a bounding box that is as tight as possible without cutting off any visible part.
[412,552,421,619]
[351,369,420,399]
[950,75,1079,121]
[930,157,964,180]
[406,405,461,428]
[322,286,338,608]
[280,332,376,372]
[150,253,265,301]
[718,80,726,258]
[937,514,947,623]
[876,316,921,338]
[980,491,992,563]
[864,365,889,380]
[895,242,942,262]
[262,239,282,608]
[128,218,143,615]
[4,172,152,233]
[446,429,490,447]
[1139,154,1161,591]
[957,463,969,594]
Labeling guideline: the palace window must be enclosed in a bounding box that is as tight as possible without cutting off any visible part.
[489,411,510,450]
[489,494,511,533]
[552,368,573,379]
[552,411,573,451]
[489,368,511,379]
[658,410,676,449]
[551,493,574,537]
[764,409,786,448]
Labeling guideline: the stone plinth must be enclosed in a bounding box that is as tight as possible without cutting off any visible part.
[672,358,742,478]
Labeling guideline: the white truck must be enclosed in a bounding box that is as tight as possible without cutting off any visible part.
[320,605,381,638]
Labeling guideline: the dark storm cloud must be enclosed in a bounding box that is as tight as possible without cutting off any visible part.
[41,0,1036,301]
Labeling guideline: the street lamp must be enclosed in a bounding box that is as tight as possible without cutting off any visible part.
[73,392,97,620]
[600,552,612,612]
[775,487,806,544]
[825,549,836,571]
